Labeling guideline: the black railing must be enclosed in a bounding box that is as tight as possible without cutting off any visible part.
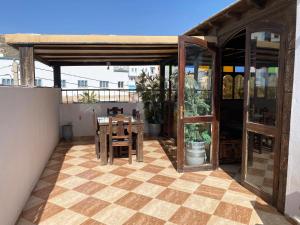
[61,89,141,104]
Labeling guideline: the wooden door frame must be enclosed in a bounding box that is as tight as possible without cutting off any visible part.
[177,35,219,172]
[241,23,286,205]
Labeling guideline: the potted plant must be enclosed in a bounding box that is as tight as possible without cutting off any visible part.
[136,71,161,136]
[185,124,211,165]
[184,75,211,165]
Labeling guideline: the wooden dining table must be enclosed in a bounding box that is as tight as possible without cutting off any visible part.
[97,116,144,165]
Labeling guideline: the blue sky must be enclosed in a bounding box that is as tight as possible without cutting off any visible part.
[1,0,236,35]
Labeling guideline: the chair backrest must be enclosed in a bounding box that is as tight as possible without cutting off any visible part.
[93,109,99,132]
[132,109,140,120]
[109,115,132,140]
[108,115,133,164]
[107,107,123,116]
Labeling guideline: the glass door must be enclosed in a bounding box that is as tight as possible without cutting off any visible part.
[242,29,283,203]
[177,36,217,172]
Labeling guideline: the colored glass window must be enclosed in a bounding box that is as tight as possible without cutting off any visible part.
[223,66,234,73]
[268,67,278,74]
[222,75,233,99]
[234,75,244,99]
[199,66,210,71]
[235,66,245,73]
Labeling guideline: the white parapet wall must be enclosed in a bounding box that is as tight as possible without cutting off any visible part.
[59,102,147,137]
[285,0,300,222]
[0,87,60,225]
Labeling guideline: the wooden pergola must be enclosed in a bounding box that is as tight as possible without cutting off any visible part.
[5,34,179,87]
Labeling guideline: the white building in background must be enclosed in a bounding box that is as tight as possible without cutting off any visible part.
[0,58,159,89]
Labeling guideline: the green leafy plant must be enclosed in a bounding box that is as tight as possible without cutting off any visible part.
[136,71,161,123]
[185,124,211,144]
[184,75,211,144]
[184,75,210,116]
[79,91,97,103]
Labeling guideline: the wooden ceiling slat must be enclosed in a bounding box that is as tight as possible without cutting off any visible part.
[50,61,161,66]
[46,58,163,62]
[35,52,176,56]
[41,55,174,59]
[34,49,178,54]
[34,44,178,50]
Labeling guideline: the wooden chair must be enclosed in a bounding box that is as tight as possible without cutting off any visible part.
[107,107,123,116]
[93,110,100,159]
[109,115,132,164]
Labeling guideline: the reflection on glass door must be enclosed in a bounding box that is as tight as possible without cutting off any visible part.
[177,36,216,171]
[243,31,281,199]
[248,32,280,126]
[247,132,274,195]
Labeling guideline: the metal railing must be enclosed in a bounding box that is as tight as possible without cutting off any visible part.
[61,89,141,104]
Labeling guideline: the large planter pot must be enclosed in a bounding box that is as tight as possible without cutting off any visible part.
[62,124,73,141]
[185,141,206,166]
[148,123,161,137]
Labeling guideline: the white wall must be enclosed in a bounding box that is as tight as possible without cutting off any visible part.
[59,102,147,137]
[285,0,300,222]
[0,87,60,225]
[60,66,130,89]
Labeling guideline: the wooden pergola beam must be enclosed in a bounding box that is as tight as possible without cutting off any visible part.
[159,64,166,135]
[36,52,176,57]
[19,46,35,87]
[46,58,164,63]
[34,49,178,54]
[224,11,242,20]
[40,55,175,59]
[49,61,161,66]
[33,45,178,51]
[5,34,179,45]
[53,65,61,88]
[246,0,267,9]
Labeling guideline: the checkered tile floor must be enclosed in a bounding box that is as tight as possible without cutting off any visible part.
[17,139,291,225]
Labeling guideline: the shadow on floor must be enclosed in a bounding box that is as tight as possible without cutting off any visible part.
[19,138,94,224]
[158,137,177,170]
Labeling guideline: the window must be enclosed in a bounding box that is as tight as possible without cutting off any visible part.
[223,66,234,73]
[78,80,88,88]
[34,79,42,87]
[234,75,244,99]
[118,81,124,88]
[61,80,66,88]
[248,32,281,126]
[222,75,233,99]
[99,81,109,89]
[1,79,13,86]
[222,65,245,99]
[268,72,277,99]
